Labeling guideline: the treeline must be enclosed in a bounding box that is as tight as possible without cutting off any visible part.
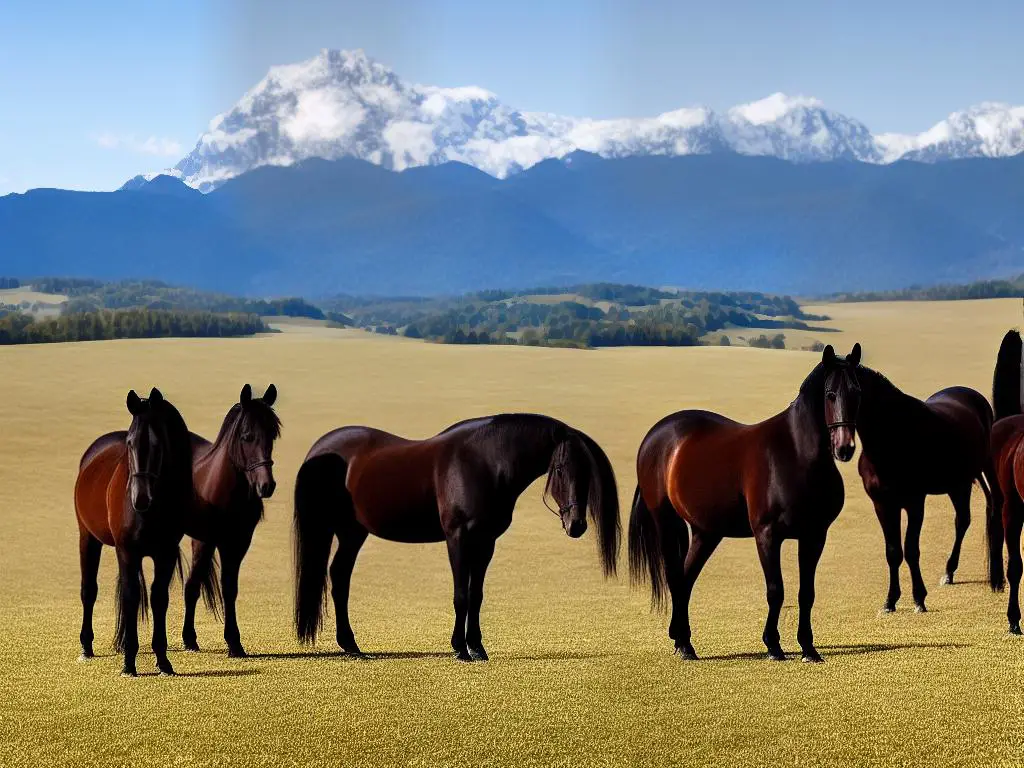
[830,276,1024,303]
[0,277,21,289]
[0,309,267,345]
[29,278,324,319]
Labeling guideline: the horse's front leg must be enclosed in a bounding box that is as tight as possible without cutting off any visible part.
[755,524,786,661]
[150,549,178,675]
[797,529,828,663]
[445,525,472,662]
[873,499,904,612]
[466,535,496,661]
[114,547,143,677]
[182,538,215,652]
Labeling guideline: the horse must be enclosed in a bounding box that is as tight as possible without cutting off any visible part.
[629,344,862,663]
[990,329,1024,634]
[293,413,620,662]
[181,384,281,658]
[855,364,1000,613]
[74,388,195,677]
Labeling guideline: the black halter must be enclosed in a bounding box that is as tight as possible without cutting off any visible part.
[242,458,274,473]
[826,420,856,431]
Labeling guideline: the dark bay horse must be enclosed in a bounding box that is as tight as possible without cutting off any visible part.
[990,329,1024,634]
[181,384,280,658]
[629,344,862,662]
[293,413,620,661]
[855,365,1000,613]
[74,388,195,676]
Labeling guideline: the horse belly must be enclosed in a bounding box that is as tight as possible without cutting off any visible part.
[669,449,752,537]
[75,452,120,547]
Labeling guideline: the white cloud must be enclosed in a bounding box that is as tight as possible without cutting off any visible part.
[93,133,183,157]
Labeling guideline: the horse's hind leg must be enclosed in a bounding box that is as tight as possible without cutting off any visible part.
[78,527,102,660]
[942,484,973,585]
[873,499,904,612]
[755,524,786,661]
[219,530,254,658]
[330,522,368,655]
[674,525,721,660]
[182,539,215,652]
[1005,496,1023,635]
[466,535,496,662]
[903,496,928,612]
[150,550,178,676]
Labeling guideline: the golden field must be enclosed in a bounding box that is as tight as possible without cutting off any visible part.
[1,299,1023,767]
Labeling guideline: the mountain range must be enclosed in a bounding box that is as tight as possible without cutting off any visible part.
[137,49,1024,192]
[4,150,1024,296]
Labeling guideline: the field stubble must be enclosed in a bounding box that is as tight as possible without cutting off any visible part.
[0,300,1022,767]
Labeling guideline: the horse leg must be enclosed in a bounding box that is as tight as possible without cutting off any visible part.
[755,525,786,661]
[330,523,368,655]
[115,548,142,677]
[446,526,472,662]
[942,484,973,585]
[182,539,214,652]
[78,527,102,660]
[660,509,689,652]
[150,550,178,676]
[1006,496,1023,635]
[673,527,721,660]
[219,544,248,658]
[903,496,928,612]
[466,535,497,662]
[797,530,828,663]
[874,500,904,612]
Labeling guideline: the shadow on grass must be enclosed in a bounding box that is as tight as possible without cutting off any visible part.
[697,641,969,662]
[246,650,452,661]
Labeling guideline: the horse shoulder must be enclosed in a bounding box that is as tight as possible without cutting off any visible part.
[75,437,123,546]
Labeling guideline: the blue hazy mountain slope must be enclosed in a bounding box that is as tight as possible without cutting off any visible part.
[2,153,1023,295]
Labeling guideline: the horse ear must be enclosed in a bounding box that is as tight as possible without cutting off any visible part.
[822,345,836,366]
[240,384,252,405]
[262,384,277,407]
[149,387,163,404]
[127,389,142,415]
[849,343,862,367]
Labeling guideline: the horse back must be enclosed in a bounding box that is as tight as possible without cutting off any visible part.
[641,410,767,537]
[75,431,126,546]
[922,386,993,467]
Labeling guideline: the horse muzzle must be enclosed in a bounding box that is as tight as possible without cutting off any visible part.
[565,518,587,539]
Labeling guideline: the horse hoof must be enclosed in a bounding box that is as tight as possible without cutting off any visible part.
[342,648,366,659]
[881,605,896,614]
[157,664,176,677]
[940,574,953,586]
[674,645,698,661]
[1009,624,1022,636]
[915,603,928,614]
[453,649,473,663]
[77,652,94,663]
[227,646,248,659]
[121,668,138,678]
[183,643,200,653]
[469,646,489,662]
[801,651,824,664]
[767,651,787,662]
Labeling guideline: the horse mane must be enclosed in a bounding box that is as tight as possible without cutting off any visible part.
[151,397,196,503]
[571,429,621,577]
[993,329,1023,420]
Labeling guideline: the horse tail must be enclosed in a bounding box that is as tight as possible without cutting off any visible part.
[628,486,669,610]
[113,561,149,653]
[192,545,224,619]
[993,329,1022,420]
[576,432,621,577]
[978,469,1005,591]
[294,453,345,644]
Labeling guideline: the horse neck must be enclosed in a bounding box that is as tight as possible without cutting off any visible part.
[787,369,831,464]
[195,413,243,502]
[857,368,917,451]
[494,416,563,494]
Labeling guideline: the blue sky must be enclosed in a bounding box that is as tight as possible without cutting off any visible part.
[1,0,1022,194]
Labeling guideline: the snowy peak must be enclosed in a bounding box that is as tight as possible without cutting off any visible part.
[155,49,1024,191]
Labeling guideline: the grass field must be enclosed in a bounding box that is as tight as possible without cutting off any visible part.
[1,299,1023,767]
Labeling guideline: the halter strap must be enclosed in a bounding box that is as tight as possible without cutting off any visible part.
[130,471,160,480]
[243,458,274,473]
[827,420,856,430]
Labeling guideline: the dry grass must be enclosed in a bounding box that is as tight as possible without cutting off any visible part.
[1,299,1023,767]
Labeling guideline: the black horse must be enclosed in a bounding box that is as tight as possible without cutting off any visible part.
[75,388,195,676]
[855,367,1000,612]
[293,414,620,661]
[181,384,281,657]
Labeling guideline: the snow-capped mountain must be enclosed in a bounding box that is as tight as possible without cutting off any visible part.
[154,49,1024,191]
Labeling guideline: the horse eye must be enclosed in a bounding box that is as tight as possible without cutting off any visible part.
[826,392,838,402]
[242,432,254,443]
